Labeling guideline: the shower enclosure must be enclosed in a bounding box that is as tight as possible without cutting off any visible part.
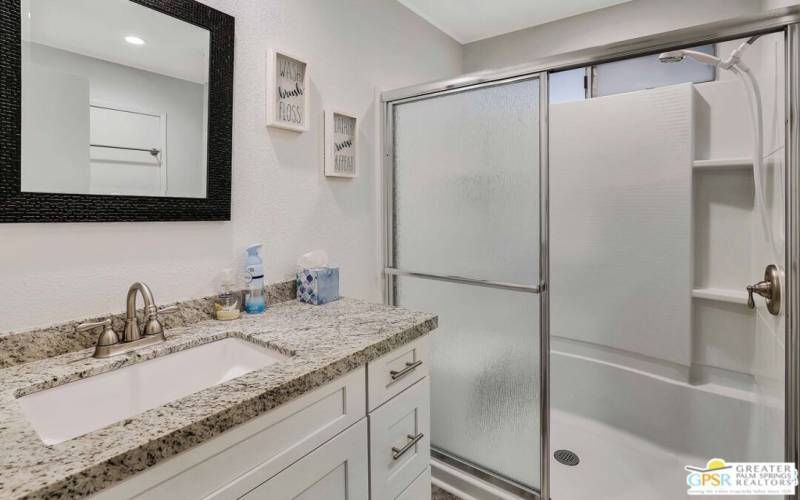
[383,8,800,500]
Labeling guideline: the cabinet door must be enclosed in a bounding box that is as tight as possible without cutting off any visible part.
[396,467,431,500]
[240,418,368,500]
[93,369,366,500]
[369,377,430,499]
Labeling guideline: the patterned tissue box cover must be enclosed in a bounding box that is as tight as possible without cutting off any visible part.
[297,267,340,305]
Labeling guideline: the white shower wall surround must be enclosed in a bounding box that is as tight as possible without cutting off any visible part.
[0,0,463,333]
[548,32,785,385]
[551,83,694,366]
[544,33,787,499]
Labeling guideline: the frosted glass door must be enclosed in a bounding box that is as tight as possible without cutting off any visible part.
[393,79,541,285]
[391,76,542,491]
[396,278,540,488]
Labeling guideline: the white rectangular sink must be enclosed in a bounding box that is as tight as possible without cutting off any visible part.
[17,338,289,445]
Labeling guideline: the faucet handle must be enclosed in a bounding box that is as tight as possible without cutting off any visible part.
[157,305,179,315]
[746,285,756,308]
[76,318,111,332]
[142,305,179,337]
[76,318,120,347]
[745,264,781,315]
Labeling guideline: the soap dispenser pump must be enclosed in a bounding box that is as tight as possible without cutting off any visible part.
[244,244,266,314]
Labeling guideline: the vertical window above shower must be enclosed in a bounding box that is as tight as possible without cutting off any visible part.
[549,43,716,104]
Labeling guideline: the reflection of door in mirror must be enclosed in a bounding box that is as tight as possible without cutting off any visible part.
[89,104,166,197]
[19,0,210,199]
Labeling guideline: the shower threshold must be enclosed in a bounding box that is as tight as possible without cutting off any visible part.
[431,448,539,500]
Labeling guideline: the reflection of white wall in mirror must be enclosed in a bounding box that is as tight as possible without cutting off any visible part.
[89,104,166,196]
[20,61,90,194]
[201,82,209,197]
[22,42,206,198]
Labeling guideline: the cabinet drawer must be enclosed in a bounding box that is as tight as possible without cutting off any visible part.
[92,368,365,500]
[367,336,429,411]
[240,418,368,500]
[369,377,430,500]
[397,466,431,500]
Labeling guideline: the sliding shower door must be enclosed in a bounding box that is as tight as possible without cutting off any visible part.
[385,74,548,495]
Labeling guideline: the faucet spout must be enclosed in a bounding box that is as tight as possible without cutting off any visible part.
[124,282,157,342]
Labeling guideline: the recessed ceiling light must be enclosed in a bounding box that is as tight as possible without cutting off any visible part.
[124,35,146,46]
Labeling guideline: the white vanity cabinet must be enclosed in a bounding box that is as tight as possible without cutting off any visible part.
[366,337,430,499]
[93,336,431,500]
[240,419,369,500]
[369,378,430,499]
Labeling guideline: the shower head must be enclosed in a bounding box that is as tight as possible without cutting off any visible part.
[658,49,721,67]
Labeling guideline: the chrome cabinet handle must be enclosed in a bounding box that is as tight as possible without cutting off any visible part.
[390,360,422,381]
[391,433,424,460]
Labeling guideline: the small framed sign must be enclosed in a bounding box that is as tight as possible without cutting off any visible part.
[266,49,309,132]
[324,110,357,178]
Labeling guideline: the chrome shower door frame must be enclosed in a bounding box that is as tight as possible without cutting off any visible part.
[383,7,800,499]
[786,24,800,496]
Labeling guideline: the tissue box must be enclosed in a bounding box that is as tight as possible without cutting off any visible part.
[297,267,340,305]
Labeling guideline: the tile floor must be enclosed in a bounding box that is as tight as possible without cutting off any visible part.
[431,484,461,499]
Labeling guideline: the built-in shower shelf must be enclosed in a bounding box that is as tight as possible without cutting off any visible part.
[691,287,750,305]
[692,158,752,169]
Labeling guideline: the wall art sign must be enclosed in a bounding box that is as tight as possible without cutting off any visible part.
[324,110,357,178]
[266,49,308,132]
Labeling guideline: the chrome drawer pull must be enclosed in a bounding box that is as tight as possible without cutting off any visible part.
[392,433,424,460]
[390,360,422,381]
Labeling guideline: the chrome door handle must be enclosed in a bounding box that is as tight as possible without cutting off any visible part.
[391,433,424,460]
[390,360,422,381]
[746,264,781,315]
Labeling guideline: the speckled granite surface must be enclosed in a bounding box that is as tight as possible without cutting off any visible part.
[0,298,437,500]
[0,280,297,369]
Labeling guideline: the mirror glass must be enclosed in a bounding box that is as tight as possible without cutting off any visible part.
[20,0,210,198]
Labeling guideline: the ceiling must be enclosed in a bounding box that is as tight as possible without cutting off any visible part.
[21,0,209,83]
[397,0,633,44]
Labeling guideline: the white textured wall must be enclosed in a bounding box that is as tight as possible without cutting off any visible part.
[462,0,773,72]
[1,0,462,332]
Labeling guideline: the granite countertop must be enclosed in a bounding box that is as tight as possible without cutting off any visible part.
[0,298,437,500]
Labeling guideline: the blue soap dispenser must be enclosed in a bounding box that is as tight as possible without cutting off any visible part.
[244,244,266,314]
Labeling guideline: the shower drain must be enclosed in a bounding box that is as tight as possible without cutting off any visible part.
[554,449,580,466]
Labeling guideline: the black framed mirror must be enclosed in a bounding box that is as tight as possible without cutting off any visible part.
[0,0,234,222]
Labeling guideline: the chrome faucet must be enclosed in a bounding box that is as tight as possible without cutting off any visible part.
[125,282,160,341]
[77,282,177,358]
